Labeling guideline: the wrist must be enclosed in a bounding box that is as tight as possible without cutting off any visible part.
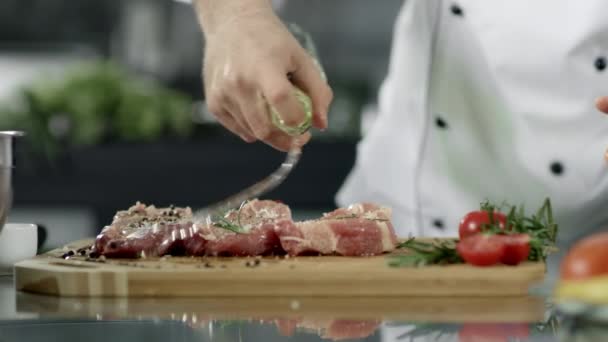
[193,0,274,38]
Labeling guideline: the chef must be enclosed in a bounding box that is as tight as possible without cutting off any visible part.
[193,0,608,247]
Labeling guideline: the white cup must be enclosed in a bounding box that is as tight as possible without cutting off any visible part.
[0,223,38,273]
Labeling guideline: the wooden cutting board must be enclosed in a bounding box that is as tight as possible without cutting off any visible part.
[15,239,546,298]
[17,294,546,323]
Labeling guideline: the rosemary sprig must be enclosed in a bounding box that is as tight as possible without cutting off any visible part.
[473,197,558,262]
[211,201,249,234]
[389,198,559,267]
[388,238,462,267]
[328,213,389,222]
[391,323,461,340]
[503,198,558,262]
[213,216,247,234]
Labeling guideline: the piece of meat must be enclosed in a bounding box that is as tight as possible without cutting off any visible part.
[182,228,207,256]
[95,200,394,259]
[323,320,381,341]
[272,318,380,341]
[275,203,397,256]
[189,199,292,256]
[94,202,193,258]
[273,319,300,337]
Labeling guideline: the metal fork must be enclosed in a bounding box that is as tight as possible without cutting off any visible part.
[193,144,303,222]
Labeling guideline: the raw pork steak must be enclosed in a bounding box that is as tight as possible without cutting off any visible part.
[93,202,193,258]
[186,199,292,256]
[273,318,380,341]
[94,200,396,258]
[274,203,398,256]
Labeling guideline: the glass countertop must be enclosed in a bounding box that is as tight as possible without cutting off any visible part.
[1,273,606,342]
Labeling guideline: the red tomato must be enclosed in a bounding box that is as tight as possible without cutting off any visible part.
[498,234,531,266]
[459,323,529,342]
[459,211,507,239]
[560,231,608,281]
[459,324,507,342]
[457,234,506,267]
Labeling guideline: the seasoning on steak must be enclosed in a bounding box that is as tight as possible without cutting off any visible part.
[274,203,398,256]
[94,200,396,259]
[93,202,193,258]
[185,199,292,256]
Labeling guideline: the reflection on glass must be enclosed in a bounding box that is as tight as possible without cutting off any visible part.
[15,293,592,342]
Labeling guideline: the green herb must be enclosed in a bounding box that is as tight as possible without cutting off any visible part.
[533,308,560,337]
[388,323,461,340]
[211,201,249,234]
[216,320,247,330]
[328,213,389,222]
[0,62,194,160]
[388,238,462,267]
[491,198,558,262]
[388,198,559,267]
[212,216,247,234]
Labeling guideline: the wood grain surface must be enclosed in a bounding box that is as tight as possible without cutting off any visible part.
[17,293,547,323]
[15,239,546,298]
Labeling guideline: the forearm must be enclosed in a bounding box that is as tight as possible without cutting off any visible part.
[193,0,274,37]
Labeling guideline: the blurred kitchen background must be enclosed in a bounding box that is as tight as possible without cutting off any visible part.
[0,0,402,252]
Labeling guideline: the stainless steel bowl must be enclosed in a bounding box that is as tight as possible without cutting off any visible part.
[0,131,24,234]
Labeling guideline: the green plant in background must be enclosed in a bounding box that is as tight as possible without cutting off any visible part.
[0,62,194,159]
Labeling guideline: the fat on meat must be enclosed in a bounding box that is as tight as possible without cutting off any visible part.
[274,203,398,256]
[95,200,396,258]
[186,199,292,256]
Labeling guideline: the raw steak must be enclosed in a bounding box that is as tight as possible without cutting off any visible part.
[186,199,292,256]
[274,203,398,256]
[322,320,380,341]
[94,200,395,259]
[93,202,193,258]
[273,318,380,341]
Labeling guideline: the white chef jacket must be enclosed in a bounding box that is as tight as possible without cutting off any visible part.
[336,0,608,245]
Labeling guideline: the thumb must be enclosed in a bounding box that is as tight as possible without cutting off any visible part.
[291,52,333,130]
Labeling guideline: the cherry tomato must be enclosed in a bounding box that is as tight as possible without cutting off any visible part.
[457,234,506,266]
[459,211,507,239]
[561,232,608,281]
[498,234,531,266]
[459,323,529,342]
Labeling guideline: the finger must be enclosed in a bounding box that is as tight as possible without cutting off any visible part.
[258,68,306,128]
[206,88,256,142]
[264,131,312,152]
[239,88,276,142]
[214,109,256,143]
[240,89,311,151]
[223,96,259,142]
[233,87,270,141]
[291,52,333,129]
[596,96,608,114]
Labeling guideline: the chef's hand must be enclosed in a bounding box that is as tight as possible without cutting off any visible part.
[596,96,608,114]
[193,0,333,152]
[596,96,608,159]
